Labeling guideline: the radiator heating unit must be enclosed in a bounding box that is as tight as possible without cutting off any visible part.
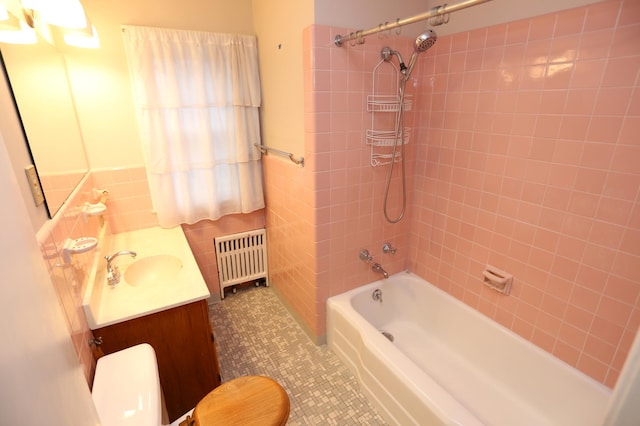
[214,229,268,299]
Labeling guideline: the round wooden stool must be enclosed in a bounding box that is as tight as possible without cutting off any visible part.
[186,376,290,426]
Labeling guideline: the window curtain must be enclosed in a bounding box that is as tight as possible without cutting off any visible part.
[122,25,264,228]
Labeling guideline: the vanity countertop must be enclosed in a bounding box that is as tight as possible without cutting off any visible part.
[83,225,210,330]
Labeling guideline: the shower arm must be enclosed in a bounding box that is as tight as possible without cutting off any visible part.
[334,0,493,46]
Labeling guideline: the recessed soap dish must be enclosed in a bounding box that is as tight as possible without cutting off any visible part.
[482,264,513,295]
[62,237,98,263]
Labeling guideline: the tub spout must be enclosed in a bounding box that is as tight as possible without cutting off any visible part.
[372,263,389,279]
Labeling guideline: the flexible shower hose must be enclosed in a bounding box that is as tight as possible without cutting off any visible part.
[383,78,408,224]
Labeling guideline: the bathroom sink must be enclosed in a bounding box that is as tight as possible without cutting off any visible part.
[124,255,183,287]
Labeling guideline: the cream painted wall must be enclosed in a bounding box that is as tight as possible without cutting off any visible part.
[252,0,313,155]
[59,0,254,170]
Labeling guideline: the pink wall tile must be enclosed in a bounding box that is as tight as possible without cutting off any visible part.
[92,167,158,233]
[254,1,640,386]
[265,0,637,388]
[37,173,102,386]
[408,0,639,386]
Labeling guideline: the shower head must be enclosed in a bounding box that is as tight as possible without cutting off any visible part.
[380,29,438,80]
[406,29,437,78]
[414,29,438,52]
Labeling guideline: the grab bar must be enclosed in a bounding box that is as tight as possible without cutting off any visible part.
[254,143,304,166]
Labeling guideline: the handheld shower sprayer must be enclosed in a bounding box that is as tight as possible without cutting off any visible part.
[406,29,437,77]
[379,29,437,224]
[381,29,437,80]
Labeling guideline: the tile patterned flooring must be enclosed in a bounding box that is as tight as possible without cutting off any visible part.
[209,285,388,425]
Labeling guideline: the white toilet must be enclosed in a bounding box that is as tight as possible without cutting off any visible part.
[92,344,289,426]
[92,343,167,425]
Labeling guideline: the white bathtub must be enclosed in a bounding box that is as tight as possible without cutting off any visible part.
[327,271,611,425]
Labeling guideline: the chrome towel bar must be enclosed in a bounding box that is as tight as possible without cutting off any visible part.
[254,143,304,166]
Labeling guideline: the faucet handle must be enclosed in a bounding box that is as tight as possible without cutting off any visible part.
[382,242,397,255]
[106,267,120,286]
[359,249,374,263]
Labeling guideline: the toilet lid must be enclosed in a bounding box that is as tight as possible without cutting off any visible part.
[192,376,289,426]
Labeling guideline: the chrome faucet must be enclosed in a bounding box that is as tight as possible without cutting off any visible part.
[382,242,397,255]
[105,250,137,285]
[359,249,374,263]
[372,263,389,279]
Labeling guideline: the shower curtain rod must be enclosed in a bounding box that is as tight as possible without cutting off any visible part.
[334,0,493,46]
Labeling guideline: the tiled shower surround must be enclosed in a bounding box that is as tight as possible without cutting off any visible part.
[265,0,639,388]
[411,1,639,387]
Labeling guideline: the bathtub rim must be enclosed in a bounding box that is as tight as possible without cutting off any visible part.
[327,270,612,425]
[328,272,484,425]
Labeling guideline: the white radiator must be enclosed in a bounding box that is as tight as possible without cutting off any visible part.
[214,229,268,299]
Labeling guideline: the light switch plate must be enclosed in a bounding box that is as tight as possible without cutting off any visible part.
[24,165,45,206]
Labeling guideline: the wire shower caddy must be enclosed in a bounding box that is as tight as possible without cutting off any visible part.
[366,58,412,167]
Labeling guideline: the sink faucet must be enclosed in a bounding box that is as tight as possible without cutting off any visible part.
[372,263,388,279]
[105,250,137,285]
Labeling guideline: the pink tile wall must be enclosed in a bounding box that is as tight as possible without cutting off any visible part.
[265,26,424,338]
[262,154,318,333]
[408,0,640,387]
[306,27,420,337]
[38,171,86,216]
[287,0,639,387]
[92,167,158,233]
[36,173,102,385]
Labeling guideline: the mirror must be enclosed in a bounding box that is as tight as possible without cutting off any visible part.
[1,38,88,218]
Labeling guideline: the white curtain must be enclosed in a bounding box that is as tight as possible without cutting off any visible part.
[122,25,264,227]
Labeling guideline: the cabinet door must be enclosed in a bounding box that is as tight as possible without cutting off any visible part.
[94,300,220,422]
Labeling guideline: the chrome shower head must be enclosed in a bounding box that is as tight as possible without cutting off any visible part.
[406,29,438,78]
[414,29,438,53]
[380,29,437,80]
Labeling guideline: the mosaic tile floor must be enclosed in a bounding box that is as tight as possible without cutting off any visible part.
[209,285,388,425]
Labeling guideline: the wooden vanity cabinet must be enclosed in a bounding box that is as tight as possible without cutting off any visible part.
[94,300,221,422]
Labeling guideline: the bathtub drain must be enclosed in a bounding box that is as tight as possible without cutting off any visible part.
[380,330,394,342]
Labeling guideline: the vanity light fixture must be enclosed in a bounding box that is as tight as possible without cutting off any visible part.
[0,0,100,47]
[63,19,99,48]
[21,0,87,29]
[0,2,37,44]
[0,1,36,44]
[0,18,37,44]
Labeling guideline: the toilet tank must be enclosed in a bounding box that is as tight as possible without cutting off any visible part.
[92,343,162,426]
